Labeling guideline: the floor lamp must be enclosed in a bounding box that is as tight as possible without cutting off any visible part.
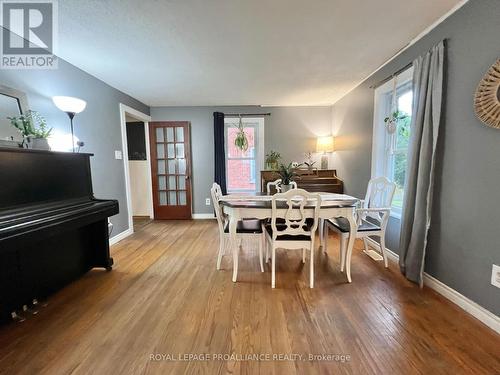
[52,96,87,152]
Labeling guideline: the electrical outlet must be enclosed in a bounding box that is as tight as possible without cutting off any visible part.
[205,198,211,206]
[491,264,500,288]
[114,150,123,160]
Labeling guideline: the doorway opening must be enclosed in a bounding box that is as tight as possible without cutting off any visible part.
[119,104,153,235]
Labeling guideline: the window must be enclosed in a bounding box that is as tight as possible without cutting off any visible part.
[372,67,413,217]
[224,117,264,193]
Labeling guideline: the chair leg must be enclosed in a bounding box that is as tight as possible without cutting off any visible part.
[319,219,324,247]
[259,234,264,272]
[271,246,276,288]
[265,238,270,263]
[309,242,315,288]
[216,236,225,270]
[380,235,388,268]
[363,237,369,253]
[323,225,328,254]
[302,248,306,263]
[340,234,347,272]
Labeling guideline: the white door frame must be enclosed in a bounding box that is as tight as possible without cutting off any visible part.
[119,103,153,234]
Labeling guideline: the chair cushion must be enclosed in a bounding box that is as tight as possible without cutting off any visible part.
[224,219,263,234]
[265,224,312,241]
[327,217,380,233]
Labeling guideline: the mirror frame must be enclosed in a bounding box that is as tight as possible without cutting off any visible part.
[0,85,29,148]
[0,84,29,114]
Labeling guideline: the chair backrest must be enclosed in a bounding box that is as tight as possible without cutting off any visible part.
[267,178,282,194]
[266,179,298,194]
[270,188,321,240]
[363,176,396,220]
[210,183,226,233]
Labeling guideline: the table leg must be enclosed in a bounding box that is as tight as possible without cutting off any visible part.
[345,209,357,283]
[229,216,239,282]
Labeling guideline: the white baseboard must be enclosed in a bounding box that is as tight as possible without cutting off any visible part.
[192,213,215,219]
[364,237,500,334]
[109,228,133,246]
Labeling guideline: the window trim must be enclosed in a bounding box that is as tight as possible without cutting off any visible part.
[224,117,264,194]
[371,66,413,219]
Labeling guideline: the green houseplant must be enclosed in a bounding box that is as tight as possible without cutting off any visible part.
[303,151,316,171]
[265,150,281,170]
[384,110,408,134]
[277,162,301,191]
[8,110,52,150]
[234,116,249,152]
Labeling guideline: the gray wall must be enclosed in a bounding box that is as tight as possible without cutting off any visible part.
[151,106,332,214]
[0,59,150,235]
[332,0,500,315]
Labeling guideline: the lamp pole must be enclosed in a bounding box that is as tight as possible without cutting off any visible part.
[66,112,76,152]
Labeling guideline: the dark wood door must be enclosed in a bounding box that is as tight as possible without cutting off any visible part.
[149,122,192,219]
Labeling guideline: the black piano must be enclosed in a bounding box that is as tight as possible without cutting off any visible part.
[0,147,119,322]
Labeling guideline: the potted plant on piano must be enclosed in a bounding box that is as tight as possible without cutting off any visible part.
[265,150,281,170]
[8,110,52,150]
[277,162,301,192]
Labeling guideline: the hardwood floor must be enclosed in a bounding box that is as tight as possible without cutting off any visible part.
[0,220,498,374]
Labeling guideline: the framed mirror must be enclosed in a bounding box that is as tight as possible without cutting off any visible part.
[0,85,29,147]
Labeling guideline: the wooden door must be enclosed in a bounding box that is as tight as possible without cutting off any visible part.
[149,122,192,219]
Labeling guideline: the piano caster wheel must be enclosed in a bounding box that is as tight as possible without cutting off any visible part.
[33,299,48,308]
[23,304,38,315]
[11,311,26,323]
[105,257,114,271]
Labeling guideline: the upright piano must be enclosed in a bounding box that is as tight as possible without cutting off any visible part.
[0,148,119,322]
[260,169,344,194]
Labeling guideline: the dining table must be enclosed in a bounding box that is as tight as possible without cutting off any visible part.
[219,192,359,284]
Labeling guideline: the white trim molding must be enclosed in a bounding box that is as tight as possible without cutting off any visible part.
[109,228,133,246]
[118,103,153,235]
[365,238,500,334]
[192,213,215,219]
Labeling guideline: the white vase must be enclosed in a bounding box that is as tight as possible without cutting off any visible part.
[32,138,50,150]
[281,184,292,192]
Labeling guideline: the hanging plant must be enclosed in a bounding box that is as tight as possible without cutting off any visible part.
[234,115,249,151]
[384,110,408,134]
[383,75,409,134]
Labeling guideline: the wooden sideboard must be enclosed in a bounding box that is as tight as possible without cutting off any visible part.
[260,169,344,194]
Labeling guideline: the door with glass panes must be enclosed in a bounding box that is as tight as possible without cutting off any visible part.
[149,122,192,219]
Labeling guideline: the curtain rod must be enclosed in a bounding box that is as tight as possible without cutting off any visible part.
[224,113,271,117]
[370,62,413,89]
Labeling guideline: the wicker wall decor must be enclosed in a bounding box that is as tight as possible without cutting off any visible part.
[474,59,500,129]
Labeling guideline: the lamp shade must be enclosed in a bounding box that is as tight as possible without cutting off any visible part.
[316,136,334,153]
[52,96,87,114]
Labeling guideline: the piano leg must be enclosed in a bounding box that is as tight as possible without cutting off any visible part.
[86,219,114,271]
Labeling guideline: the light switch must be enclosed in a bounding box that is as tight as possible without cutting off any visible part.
[115,150,123,160]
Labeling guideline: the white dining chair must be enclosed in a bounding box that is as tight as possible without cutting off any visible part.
[266,179,297,194]
[322,176,396,269]
[264,189,321,288]
[211,183,265,272]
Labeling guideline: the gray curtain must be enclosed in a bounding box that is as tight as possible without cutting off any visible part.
[399,40,445,286]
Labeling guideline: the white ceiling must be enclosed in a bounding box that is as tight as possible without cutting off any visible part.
[57,0,462,107]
